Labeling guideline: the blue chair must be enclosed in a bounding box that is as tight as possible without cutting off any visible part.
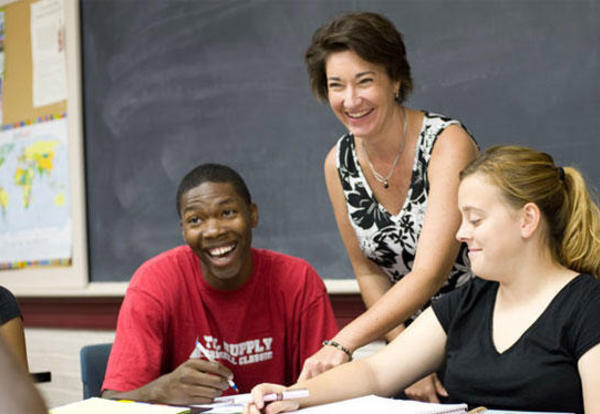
[80,343,112,399]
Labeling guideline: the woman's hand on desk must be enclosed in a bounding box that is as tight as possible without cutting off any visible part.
[297,344,349,382]
[404,373,448,403]
[244,383,298,414]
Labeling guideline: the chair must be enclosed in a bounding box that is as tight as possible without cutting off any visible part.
[80,343,112,399]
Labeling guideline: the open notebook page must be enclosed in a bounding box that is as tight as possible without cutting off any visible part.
[294,394,467,414]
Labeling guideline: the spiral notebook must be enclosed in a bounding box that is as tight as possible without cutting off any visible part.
[294,394,467,414]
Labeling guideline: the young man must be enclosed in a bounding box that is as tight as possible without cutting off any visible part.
[102,163,338,406]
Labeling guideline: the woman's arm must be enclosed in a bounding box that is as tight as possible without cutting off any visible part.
[0,316,28,370]
[323,145,404,339]
[578,342,600,413]
[298,147,401,380]
[248,308,447,414]
[0,334,46,413]
[299,127,477,380]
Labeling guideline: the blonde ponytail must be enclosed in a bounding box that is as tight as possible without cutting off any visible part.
[560,167,600,277]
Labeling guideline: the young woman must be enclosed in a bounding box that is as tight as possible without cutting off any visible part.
[0,333,46,413]
[247,146,600,414]
[0,286,28,370]
[299,11,478,401]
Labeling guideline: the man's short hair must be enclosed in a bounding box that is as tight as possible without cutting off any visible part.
[176,163,252,217]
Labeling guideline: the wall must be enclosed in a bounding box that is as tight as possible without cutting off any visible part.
[26,328,115,408]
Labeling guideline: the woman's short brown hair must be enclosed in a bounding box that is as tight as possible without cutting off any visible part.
[304,11,413,103]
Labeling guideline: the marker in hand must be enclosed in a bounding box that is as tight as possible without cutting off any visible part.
[190,337,240,393]
[213,388,310,405]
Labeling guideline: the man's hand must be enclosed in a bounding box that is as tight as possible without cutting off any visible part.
[297,345,349,382]
[104,359,233,405]
[152,359,233,405]
[403,373,447,403]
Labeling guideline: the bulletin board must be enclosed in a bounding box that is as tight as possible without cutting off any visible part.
[0,0,88,295]
[2,0,65,123]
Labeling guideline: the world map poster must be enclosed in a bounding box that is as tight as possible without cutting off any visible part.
[0,117,71,268]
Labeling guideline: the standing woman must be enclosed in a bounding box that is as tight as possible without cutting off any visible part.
[299,12,478,401]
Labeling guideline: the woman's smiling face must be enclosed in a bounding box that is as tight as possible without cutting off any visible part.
[325,50,400,140]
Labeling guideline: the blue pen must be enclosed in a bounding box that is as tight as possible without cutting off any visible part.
[191,338,240,393]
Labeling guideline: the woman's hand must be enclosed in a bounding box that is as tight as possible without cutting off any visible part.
[403,373,448,403]
[297,345,350,382]
[244,384,299,414]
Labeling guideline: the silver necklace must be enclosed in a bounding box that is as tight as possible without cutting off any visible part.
[362,106,407,189]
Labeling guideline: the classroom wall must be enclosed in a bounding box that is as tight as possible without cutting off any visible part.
[26,327,115,408]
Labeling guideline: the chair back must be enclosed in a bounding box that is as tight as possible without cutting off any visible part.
[80,343,112,399]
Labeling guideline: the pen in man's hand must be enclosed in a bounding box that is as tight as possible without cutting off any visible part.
[190,338,240,393]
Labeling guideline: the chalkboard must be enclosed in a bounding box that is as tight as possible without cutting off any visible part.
[81,0,600,282]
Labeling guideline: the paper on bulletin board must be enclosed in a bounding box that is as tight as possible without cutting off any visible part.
[0,116,71,268]
[0,9,5,124]
[30,0,66,107]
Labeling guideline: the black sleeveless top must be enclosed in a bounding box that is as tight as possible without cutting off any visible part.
[336,112,475,322]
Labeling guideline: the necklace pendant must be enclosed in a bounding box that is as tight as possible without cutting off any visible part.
[383,180,389,189]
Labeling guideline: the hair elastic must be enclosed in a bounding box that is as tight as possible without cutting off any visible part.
[558,166,566,181]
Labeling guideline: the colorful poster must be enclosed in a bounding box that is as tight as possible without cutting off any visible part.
[0,116,71,268]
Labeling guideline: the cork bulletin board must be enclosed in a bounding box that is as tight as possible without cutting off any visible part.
[0,0,88,295]
[2,0,65,124]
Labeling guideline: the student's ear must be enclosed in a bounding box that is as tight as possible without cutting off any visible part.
[249,203,259,228]
[520,202,541,239]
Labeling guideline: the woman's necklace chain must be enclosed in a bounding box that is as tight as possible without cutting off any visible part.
[362,106,407,189]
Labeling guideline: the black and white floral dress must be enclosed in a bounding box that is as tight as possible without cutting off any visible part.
[336,112,475,323]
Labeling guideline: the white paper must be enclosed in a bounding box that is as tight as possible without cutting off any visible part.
[294,395,467,414]
[193,394,467,414]
[0,9,5,124]
[30,0,67,107]
[49,397,187,414]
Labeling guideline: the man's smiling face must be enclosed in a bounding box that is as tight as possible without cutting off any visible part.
[180,181,258,290]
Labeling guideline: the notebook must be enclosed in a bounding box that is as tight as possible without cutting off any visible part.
[48,397,189,414]
[294,394,467,414]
